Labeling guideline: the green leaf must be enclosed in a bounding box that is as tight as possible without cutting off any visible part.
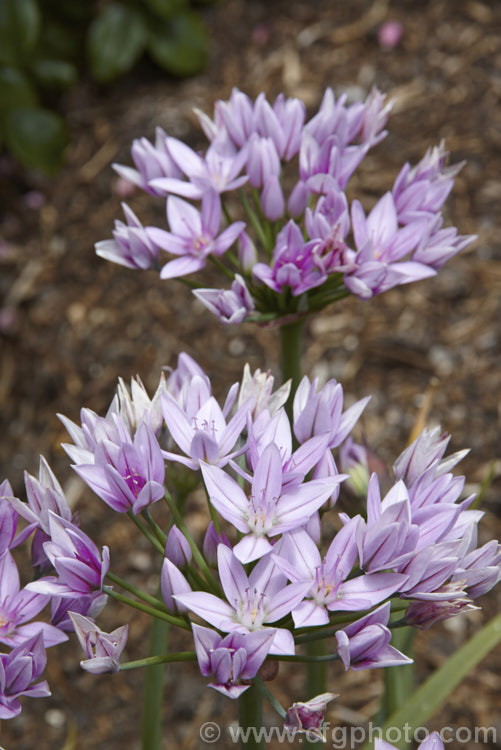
[0,0,41,66]
[147,12,208,77]
[360,614,501,750]
[143,0,188,22]
[87,4,147,83]
[0,67,37,111]
[32,60,78,90]
[41,22,82,61]
[3,106,68,174]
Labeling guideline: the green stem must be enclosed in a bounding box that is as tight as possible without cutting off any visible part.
[294,600,410,643]
[239,189,270,254]
[103,587,189,629]
[121,652,197,671]
[279,318,304,415]
[127,511,165,555]
[305,639,328,698]
[268,653,339,664]
[164,492,221,595]
[254,676,286,719]
[209,254,234,280]
[141,617,169,750]
[142,508,167,546]
[381,625,415,747]
[106,572,168,611]
[238,684,264,750]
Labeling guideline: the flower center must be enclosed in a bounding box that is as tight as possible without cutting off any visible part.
[238,587,266,629]
[124,470,146,497]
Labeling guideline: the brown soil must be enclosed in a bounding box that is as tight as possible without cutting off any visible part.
[0,1,500,748]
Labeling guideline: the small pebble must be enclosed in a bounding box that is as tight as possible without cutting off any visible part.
[45,709,66,729]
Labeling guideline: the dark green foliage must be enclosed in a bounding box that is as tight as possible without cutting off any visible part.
[147,12,208,78]
[3,107,68,174]
[0,0,214,173]
[87,4,148,83]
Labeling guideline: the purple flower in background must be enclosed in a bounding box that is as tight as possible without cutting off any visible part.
[101,87,474,318]
[393,426,466,486]
[237,364,291,420]
[396,541,463,600]
[147,191,245,280]
[95,203,160,270]
[247,134,281,189]
[27,512,109,599]
[253,221,309,295]
[392,143,463,223]
[69,612,128,674]
[50,593,108,632]
[165,525,192,569]
[412,215,475,269]
[378,20,403,49]
[335,602,413,670]
[60,404,132,466]
[405,582,478,629]
[160,558,192,613]
[293,375,370,449]
[214,88,255,147]
[201,443,344,563]
[113,127,182,195]
[7,458,73,569]
[376,732,445,750]
[305,88,366,148]
[202,521,232,566]
[301,190,355,282]
[254,92,306,161]
[194,274,255,324]
[165,352,208,399]
[175,545,310,654]
[150,135,249,198]
[0,553,68,648]
[1,481,36,556]
[261,175,286,221]
[284,692,337,741]
[192,623,275,698]
[115,372,167,437]
[0,632,50,719]
[345,192,436,299]
[357,475,419,572]
[452,526,501,599]
[73,422,165,515]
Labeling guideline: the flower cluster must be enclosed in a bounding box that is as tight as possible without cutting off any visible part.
[2,355,498,716]
[98,89,475,324]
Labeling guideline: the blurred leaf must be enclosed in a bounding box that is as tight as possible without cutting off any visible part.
[359,613,501,750]
[40,21,82,61]
[87,4,147,83]
[32,59,78,90]
[143,0,188,22]
[0,0,41,66]
[42,0,92,24]
[147,12,208,77]
[0,67,38,110]
[3,106,68,174]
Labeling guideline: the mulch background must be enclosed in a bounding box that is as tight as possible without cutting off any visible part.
[0,0,500,748]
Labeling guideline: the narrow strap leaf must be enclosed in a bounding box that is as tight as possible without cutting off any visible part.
[360,614,501,750]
